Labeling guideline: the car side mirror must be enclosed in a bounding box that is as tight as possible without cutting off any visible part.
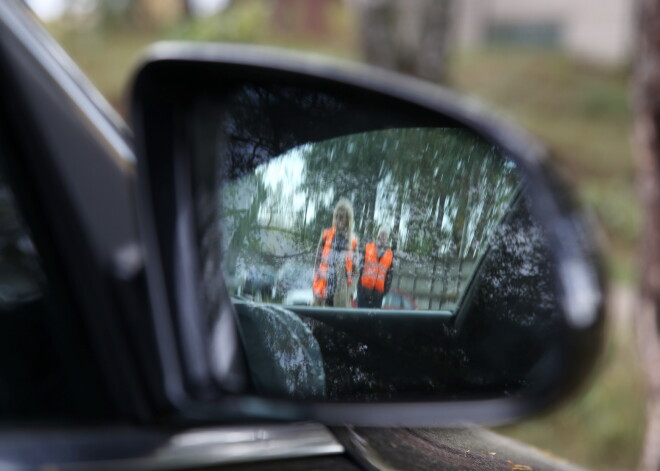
[130,43,604,426]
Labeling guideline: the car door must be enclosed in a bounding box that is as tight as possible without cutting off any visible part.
[0,2,357,469]
[0,0,148,422]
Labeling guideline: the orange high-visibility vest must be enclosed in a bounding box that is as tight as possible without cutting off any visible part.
[312,227,357,299]
[360,242,393,293]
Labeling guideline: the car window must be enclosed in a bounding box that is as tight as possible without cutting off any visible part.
[0,131,109,421]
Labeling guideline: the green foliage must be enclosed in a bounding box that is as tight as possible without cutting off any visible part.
[221,128,518,272]
[167,0,270,43]
[49,26,154,110]
[581,181,642,248]
[45,0,358,108]
[451,49,637,283]
[579,81,629,118]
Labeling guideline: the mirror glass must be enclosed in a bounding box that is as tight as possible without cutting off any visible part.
[221,128,519,313]
[188,82,564,402]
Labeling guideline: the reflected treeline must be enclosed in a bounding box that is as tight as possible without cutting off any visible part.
[220,128,519,308]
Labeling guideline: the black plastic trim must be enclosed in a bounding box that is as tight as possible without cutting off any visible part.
[130,42,605,426]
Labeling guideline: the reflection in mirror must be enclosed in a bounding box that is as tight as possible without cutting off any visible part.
[0,172,44,307]
[190,84,564,403]
[221,128,519,313]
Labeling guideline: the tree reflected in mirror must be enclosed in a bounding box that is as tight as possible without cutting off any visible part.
[221,128,519,313]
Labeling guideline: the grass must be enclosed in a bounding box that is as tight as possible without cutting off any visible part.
[496,316,646,471]
[47,22,156,110]
[48,0,360,113]
[450,49,645,470]
[449,49,640,285]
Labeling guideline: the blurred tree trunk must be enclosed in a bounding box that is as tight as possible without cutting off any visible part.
[635,0,660,470]
[182,0,193,18]
[347,0,454,83]
[126,0,186,29]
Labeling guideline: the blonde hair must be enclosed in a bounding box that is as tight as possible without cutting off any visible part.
[332,198,354,235]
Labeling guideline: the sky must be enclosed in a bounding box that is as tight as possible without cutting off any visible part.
[25,0,230,22]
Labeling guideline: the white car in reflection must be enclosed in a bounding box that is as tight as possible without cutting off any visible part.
[283,288,314,306]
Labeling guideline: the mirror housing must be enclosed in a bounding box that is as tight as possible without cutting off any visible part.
[130,42,604,426]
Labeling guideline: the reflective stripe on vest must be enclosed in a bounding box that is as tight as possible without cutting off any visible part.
[312,228,357,299]
[360,242,393,293]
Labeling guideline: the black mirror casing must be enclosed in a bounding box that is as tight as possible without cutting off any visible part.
[130,42,605,426]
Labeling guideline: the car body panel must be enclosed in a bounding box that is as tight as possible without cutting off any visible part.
[338,427,588,471]
[0,423,344,470]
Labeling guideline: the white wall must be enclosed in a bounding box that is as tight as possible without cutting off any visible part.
[564,0,634,65]
[453,0,634,66]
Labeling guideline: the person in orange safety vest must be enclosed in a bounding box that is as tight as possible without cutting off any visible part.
[357,226,394,308]
[312,199,359,307]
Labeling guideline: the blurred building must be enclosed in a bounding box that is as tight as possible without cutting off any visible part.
[271,0,338,35]
[455,0,634,66]
[134,0,186,26]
